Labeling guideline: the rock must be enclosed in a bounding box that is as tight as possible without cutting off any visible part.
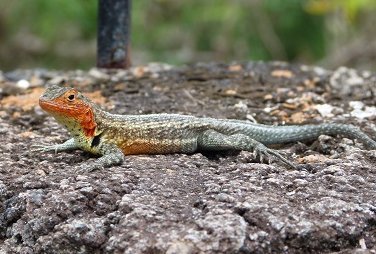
[1,62,376,253]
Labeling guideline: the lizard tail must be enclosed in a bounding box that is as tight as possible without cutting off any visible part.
[253,124,376,149]
[216,121,376,149]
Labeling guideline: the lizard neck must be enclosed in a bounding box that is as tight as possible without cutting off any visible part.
[91,106,110,128]
[52,103,104,141]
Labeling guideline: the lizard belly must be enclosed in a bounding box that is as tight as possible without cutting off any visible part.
[120,139,183,155]
[118,137,199,155]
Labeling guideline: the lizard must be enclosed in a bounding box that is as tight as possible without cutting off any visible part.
[34,85,376,171]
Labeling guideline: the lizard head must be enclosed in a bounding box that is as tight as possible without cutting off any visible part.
[39,85,97,137]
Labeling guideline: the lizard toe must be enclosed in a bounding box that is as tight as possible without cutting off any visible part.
[30,144,48,152]
[254,144,297,169]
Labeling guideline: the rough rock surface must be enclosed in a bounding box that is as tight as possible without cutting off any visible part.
[0,62,375,253]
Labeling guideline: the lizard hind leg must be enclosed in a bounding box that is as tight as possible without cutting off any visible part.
[197,130,297,169]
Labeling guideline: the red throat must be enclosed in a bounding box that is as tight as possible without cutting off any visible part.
[81,108,97,137]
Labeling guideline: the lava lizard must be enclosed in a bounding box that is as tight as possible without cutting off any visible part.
[34,85,376,171]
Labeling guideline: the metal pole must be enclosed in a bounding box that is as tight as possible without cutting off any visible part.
[97,0,131,69]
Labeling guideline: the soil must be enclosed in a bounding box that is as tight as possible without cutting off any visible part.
[0,61,376,253]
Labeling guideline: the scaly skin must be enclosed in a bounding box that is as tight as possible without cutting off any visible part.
[34,85,376,171]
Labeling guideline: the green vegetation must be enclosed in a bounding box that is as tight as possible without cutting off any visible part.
[0,0,375,70]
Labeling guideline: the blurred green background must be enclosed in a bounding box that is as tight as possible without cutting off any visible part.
[0,0,375,71]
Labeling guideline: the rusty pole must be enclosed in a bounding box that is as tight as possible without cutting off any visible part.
[97,0,131,69]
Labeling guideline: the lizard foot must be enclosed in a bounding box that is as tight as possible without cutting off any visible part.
[31,144,60,153]
[253,143,297,169]
[76,162,104,173]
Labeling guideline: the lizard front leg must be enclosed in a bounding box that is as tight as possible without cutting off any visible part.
[78,143,125,172]
[197,130,297,169]
[32,138,79,153]
[33,138,124,171]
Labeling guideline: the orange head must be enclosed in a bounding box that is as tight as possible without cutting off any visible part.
[39,86,97,137]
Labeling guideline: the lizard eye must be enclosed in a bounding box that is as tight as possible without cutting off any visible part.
[67,94,75,101]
